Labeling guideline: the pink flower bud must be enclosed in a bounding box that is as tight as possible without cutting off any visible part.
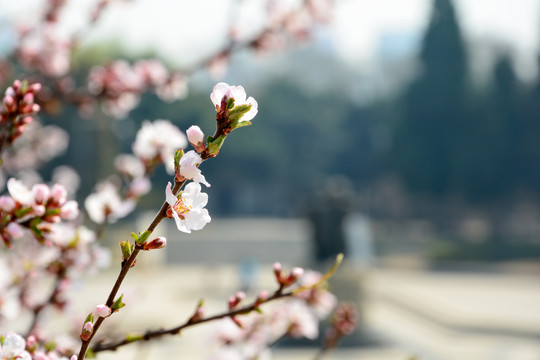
[80,321,93,341]
[235,291,245,302]
[142,237,167,250]
[31,104,40,113]
[0,196,15,212]
[30,83,42,93]
[186,125,205,147]
[22,92,34,105]
[26,335,37,348]
[96,304,112,318]
[71,356,78,360]
[32,184,50,204]
[50,184,67,204]
[3,95,15,112]
[6,222,24,239]
[33,204,46,217]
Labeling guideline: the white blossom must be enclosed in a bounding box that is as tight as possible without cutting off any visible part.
[179,151,210,187]
[132,120,187,174]
[165,182,211,233]
[210,82,258,122]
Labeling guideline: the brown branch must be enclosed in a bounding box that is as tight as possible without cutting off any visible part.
[92,288,294,353]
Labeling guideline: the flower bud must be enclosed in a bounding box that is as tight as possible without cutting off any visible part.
[142,237,166,250]
[32,184,50,204]
[50,184,67,205]
[6,222,24,239]
[0,196,15,212]
[33,204,46,217]
[96,304,112,318]
[80,321,93,341]
[186,125,205,153]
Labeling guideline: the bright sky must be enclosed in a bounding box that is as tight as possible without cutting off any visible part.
[1,0,539,78]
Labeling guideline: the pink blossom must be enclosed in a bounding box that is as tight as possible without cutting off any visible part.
[132,120,187,174]
[0,333,31,359]
[0,196,15,212]
[165,182,211,233]
[84,182,135,224]
[60,200,79,220]
[179,150,210,187]
[210,82,258,122]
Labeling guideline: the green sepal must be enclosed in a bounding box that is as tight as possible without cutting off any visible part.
[130,232,138,241]
[84,312,95,324]
[30,218,44,241]
[45,208,61,216]
[86,349,96,359]
[174,149,184,174]
[44,340,56,352]
[230,119,252,130]
[0,334,4,345]
[254,307,264,314]
[226,97,235,110]
[14,207,32,218]
[136,230,150,246]
[111,294,126,312]
[120,240,132,261]
[20,80,28,94]
[207,135,226,156]
[228,104,252,123]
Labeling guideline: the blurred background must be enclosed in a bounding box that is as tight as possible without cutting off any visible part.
[2,0,540,359]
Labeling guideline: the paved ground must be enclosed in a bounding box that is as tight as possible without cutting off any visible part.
[64,258,540,360]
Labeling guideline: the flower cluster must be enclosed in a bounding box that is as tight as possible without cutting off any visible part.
[0,80,42,157]
[0,178,78,247]
[207,265,337,359]
[0,332,78,360]
[88,60,187,118]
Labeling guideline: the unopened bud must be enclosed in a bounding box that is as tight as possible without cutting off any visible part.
[29,83,42,93]
[0,196,15,212]
[80,322,93,341]
[142,237,166,250]
[187,125,205,152]
[96,304,112,318]
[33,204,46,217]
[32,184,50,204]
[6,222,24,239]
[50,184,67,204]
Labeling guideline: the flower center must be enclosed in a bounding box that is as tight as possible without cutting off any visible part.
[173,199,191,219]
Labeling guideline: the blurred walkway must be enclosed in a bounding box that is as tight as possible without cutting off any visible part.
[70,261,540,360]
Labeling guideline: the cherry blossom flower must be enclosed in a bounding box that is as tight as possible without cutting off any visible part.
[165,182,211,233]
[179,150,210,187]
[84,181,135,224]
[210,82,258,123]
[132,120,187,174]
[0,333,31,360]
[296,270,337,318]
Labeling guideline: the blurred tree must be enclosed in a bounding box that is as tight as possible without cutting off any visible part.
[393,0,469,196]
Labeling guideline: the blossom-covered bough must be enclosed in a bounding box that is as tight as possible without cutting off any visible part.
[0,1,359,359]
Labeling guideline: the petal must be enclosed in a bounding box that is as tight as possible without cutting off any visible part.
[232,85,247,104]
[165,182,177,206]
[210,82,230,107]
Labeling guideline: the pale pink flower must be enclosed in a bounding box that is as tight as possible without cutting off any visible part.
[6,222,24,239]
[156,73,188,102]
[132,120,187,174]
[0,196,15,212]
[60,200,79,220]
[7,178,33,205]
[165,182,211,233]
[210,82,258,122]
[84,182,135,224]
[114,154,146,179]
[275,300,319,340]
[179,151,210,187]
[0,333,31,360]
[296,271,337,319]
